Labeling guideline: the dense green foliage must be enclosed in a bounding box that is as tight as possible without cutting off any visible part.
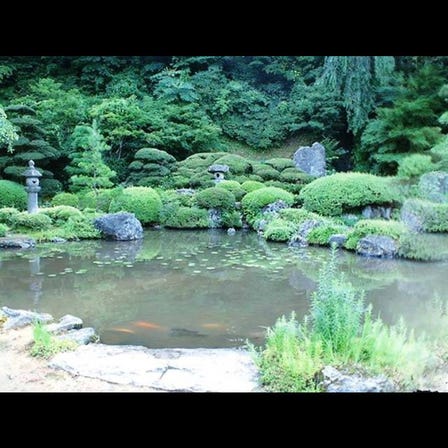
[0,179,27,209]
[51,192,79,208]
[30,321,77,359]
[307,223,348,246]
[109,186,162,225]
[194,187,236,210]
[251,247,430,392]
[401,198,448,232]
[344,219,409,250]
[0,207,20,225]
[300,173,399,216]
[12,212,52,230]
[162,206,209,229]
[0,223,8,236]
[264,218,298,242]
[78,187,123,212]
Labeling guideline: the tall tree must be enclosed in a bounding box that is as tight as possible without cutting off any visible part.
[67,121,116,193]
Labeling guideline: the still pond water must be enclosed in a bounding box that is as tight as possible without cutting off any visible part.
[1,229,448,348]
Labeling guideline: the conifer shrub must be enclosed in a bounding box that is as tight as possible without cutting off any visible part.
[109,186,162,225]
[300,172,399,216]
[0,180,27,210]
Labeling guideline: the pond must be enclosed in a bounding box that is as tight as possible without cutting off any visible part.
[1,229,448,348]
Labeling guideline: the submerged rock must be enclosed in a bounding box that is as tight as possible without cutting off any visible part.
[1,306,53,330]
[45,314,83,335]
[0,237,36,249]
[293,142,326,177]
[320,365,395,392]
[356,235,398,258]
[56,327,99,345]
[94,212,143,241]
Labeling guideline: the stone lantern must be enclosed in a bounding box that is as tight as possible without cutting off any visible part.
[22,160,42,214]
[208,164,230,184]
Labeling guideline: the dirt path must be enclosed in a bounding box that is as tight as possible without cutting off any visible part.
[0,326,160,392]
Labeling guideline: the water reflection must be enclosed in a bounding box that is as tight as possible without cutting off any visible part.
[1,229,448,347]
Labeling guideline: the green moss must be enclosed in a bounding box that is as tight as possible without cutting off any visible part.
[0,180,27,210]
[51,192,80,208]
[162,206,209,229]
[241,180,265,193]
[264,218,298,242]
[300,172,400,216]
[109,186,162,225]
[264,158,296,171]
[0,207,20,225]
[214,154,252,175]
[217,180,246,201]
[194,187,236,210]
[134,147,176,165]
[345,219,408,250]
[12,212,53,230]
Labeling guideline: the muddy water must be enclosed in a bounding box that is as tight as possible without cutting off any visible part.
[1,229,447,348]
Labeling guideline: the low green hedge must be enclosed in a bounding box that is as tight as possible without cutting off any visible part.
[162,206,210,229]
[12,212,53,230]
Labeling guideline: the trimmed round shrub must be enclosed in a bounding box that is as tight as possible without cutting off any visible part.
[52,192,80,208]
[189,172,215,189]
[264,158,295,171]
[397,154,438,179]
[163,206,209,229]
[128,161,144,171]
[0,207,21,225]
[241,180,265,193]
[242,187,294,223]
[194,187,236,210]
[109,187,162,225]
[179,152,227,170]
[78,188,124,212]
[0,180,27,210]
[344,219,408,250]
[12,212,52,230]
[300,172,400,216]
[61,215,101,240]
[0,223,8,237]
[214,154,252,175]
[217,180,246,201]
[264,218,298,242]
[40,206,83,224]
[280,168,313,184]
[278,208,321,225]
[254,166,281,181]
[134,148,176,165]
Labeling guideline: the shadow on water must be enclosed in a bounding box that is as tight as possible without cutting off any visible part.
[2,229,448,348]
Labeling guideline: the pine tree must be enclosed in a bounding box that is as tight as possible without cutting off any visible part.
[67,121,116,193]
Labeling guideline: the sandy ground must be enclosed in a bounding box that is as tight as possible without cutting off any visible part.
[0,326,160,392]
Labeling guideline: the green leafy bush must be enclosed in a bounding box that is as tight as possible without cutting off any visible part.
[162,206,209,229]
[398,233,448,261]
[61,215,101,239]
[0,180,27,210]
[0,207,20,225]
[264,158,296,171]
[221,210,242,228]
[417,171,448,203]
[178,152,227,170]
[40,206,83,224]
[264,218,298,242]
[278,208,320,224]
[194,187,236,210]
[307,223,348,246]
[397,154,438,179]
[109,186,162,225]
[401,198,448,232]
[280,168,313,184]
[188,173,215,189]
[0,223,8,236]
[40,178,63,197]
[217,180,246,201]
[300,172,399,216]
[214,154,252,174]
[241,180,265,193]
[345,219,408,250]
[51,192,80,208]
[78,187,124,212]
[134,147,177,165]
[253,166,281,181]
[12,212,53,230]
[242,187,294,225]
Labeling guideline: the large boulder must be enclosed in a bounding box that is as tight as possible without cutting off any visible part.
[418,171,448,203]
[356,235,398,258]
[293,142,326,177]
[56,327,99,345]
[45,314,83,334]
[94,212,143,241]
[1,306,53,329]
[320,366,395,392]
